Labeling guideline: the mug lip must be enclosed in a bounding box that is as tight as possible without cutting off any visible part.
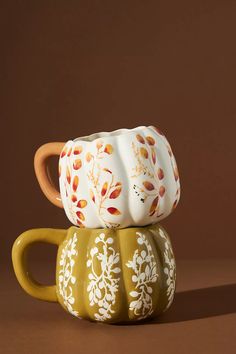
[73,125,155,143]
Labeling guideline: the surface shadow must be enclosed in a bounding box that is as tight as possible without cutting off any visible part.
[150,283,236,324]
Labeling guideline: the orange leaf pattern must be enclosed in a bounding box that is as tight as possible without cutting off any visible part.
[66,167,71,184]
[101,182,108,196]
[149,196,159,216]
[90,189,95,203]
[109,186,122,199]
[143,181,155,191]
[159,186,165,197]
[67,147,72,156]
[140,147,148,159]
[73,145,83,155]
[107,207,121,215]
[131,128,180,219]
[157,168,164,180]
[86,152,93,162]
[151,148,156,165]
[60,146,67,158]
[104,144,113,154]
[73,159,82,170]
[77,200,87,208]
[146,136,155,146]
[59,142,88,228]
[136,134,145,144]
[76,211,85,221]
[87,140,122,227]
[72,176,79,192]
[71,194,77,202]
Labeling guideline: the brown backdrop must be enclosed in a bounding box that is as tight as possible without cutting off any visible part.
[1,0,236,266]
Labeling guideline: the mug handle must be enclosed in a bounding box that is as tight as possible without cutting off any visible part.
[34,142,65,208]
[12,228,66,302]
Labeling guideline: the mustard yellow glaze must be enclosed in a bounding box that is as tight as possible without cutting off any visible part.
[12,224,176,323]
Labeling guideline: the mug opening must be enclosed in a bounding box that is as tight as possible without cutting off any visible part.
[74,126,152,142]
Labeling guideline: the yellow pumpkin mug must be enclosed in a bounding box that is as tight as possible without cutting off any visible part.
[12,224,176,323]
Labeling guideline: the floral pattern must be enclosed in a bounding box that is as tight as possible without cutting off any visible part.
[131,130,180,218]
[152,127,181,211]
[86,140,122,228]
[131,134,165,218]
[59,143,88,227]
[126,232,158,320]
[86,232,121,321]
[159,227,176,309]
[58,232,79,317]
[58,127,180,229]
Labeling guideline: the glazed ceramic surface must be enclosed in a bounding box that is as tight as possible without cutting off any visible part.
[12,224,176,323]
[34,126,180,228]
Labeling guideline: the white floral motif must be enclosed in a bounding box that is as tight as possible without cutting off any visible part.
[87,233,121,321]
[126,232,158,320]
[159,228,176,309]
[58,232,79,317]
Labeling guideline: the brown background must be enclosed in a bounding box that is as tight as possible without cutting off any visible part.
[0,1,236,353]
[2,0,236,263]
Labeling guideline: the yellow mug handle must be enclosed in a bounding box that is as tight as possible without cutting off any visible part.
[34,142,65,208]
[12,228,66,302]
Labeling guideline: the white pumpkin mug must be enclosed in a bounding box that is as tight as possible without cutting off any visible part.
[34,126,180,228]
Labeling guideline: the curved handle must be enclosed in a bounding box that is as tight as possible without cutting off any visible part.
[12,228,66,302]
[34,142,65,208]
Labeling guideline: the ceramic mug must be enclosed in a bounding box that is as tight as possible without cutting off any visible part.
[12,224,176,323]
[34,126,180,228]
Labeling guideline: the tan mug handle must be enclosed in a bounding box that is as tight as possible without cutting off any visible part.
[34,142,65,208]
[12,228,66,302]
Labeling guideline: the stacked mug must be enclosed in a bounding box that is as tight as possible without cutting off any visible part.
[12,126,180,323]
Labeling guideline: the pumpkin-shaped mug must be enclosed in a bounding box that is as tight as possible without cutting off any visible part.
[12,224,176,323]
[34,126,180,228]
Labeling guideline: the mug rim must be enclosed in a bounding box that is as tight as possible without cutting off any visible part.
[73,125,155,143]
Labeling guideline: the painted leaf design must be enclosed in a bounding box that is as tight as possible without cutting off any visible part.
[77,200,87,208]
[77,219,85,228]
[71,194,77,202]
[67,147,72,156]
[146,136,155,145]
[73,145,83,155]
[143,181,155,191]
[107,207,121,215]
[104,144,113,154]
[73,159,82,170]
[174,166,179,181]
[90,190,95,203]
[72,176,79,191]
[66,167,71,184]
[159,186,165,197]
[76,211,85,221]
[101,182,108,196]
[60,146,67,158]
[140,147,148,159]
[109,186,121,199]
[136,134,145,144]
[172,199,178,211]
[96,140,103,149]
[149,196,159,216]
[103,168,112,174]
[86,152,93,162]
[157,168,164,180]
[151,148,156,164]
